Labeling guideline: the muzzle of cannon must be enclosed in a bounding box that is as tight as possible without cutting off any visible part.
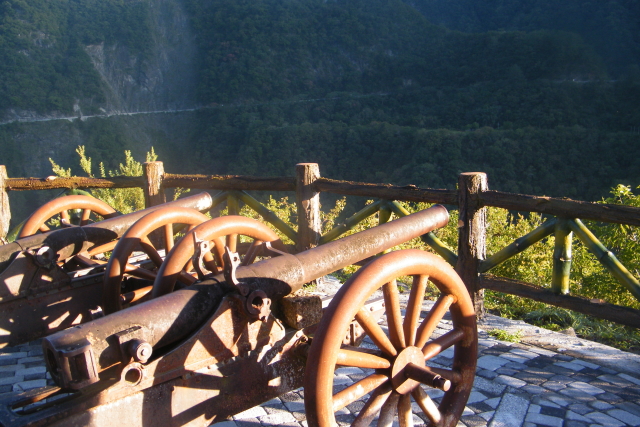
[0,192,213,347]
[0,204,477,427]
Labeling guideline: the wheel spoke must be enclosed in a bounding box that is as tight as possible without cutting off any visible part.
[355,308,397,357]
[39,224,50,233]
[87,240,118,256]
[336,348,391,370]
[377,391,399,427]
[80,209,92,226]
[428,366,462,385]
[226,233,238,252]
[415,294,456,349]
[422,328,465,360]
[382,280,405,349]
[352,383,392,427]
[404,363,451,391]
[60,210,70,221]
[164,224,175,252]
[332,373,388,412]
[404,275,428,346]
[140,236,164,267]
[412,386,442,425]
[241,240,263,266]
[398,393,414,427]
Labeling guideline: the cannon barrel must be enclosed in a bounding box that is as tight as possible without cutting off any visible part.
[0,192,213,272]
[43,205,449,390]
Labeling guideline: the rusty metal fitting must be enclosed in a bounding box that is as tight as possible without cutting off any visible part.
[245,290,271,322]
[128,339,153,363]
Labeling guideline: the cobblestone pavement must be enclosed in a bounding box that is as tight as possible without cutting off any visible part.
[1,298,640,427]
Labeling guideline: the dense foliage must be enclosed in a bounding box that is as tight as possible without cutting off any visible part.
[0,0,151,114]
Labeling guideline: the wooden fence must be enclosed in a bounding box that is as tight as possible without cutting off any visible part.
[2,163,640,329]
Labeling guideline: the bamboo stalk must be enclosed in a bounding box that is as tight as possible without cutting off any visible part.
[235,191,298,243]
[568,219,640,302]
[479,218,557,273]
[387,201,458,265]
[319,200,384,244]
[552,218,572,295]
[227,192,240,216]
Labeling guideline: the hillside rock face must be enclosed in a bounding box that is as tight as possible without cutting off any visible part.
[84,0,198,114]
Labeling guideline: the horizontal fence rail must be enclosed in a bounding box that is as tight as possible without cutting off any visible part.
[2,163,640,329]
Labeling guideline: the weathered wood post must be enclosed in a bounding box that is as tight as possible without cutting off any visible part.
[456,172,487,318]
[143,161,166,208]
[0,166,10,241]
[143,161,166,249]
[295,163,321,253]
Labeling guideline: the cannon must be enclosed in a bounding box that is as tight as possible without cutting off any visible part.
[0,192,214,348]
[0,204,477,427]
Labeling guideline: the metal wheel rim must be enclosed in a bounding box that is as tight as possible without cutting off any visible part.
[103,207,210,314]
[304,249,477,427]
[152,215,285,298]
[19,195,117,238]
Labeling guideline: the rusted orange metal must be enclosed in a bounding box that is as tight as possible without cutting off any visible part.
[0,204,473,427]
[0,193,213,348]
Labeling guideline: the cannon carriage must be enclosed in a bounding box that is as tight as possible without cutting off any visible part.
[0,192,477,427]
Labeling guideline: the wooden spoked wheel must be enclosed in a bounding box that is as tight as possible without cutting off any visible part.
[152,215,286,298]
[102,207,211,314]
[19,195,118,238]
[304,250,477,427]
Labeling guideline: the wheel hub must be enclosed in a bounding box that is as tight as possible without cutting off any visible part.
[390,346,424,394]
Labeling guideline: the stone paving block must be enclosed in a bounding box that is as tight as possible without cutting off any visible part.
[484,397,501,409]
[509,348,540,359]
[567,403,592,415]
[607,409,640,426]
[525,346,557,357]
[476,369,498,380]
[460,414,487,426]
[572,359,600,370]
[525,413,563,427]
[494,375,526,388]
[615,401,640,417]
[559,387,597,402]
[13,379,46,391]
[533,398,561,408]
[212,421,237,427]
[554,360,584,371]
[618,373,640,386]
[503,361,528,370]
[528,404,541,414]
[15,366,46,377]
[563,422,589,427]
[283,400,305,413]
[522,385,546,395]
[0,376,23,386]
[471,377,506,395]
[499,352,529,363]
[494,367,518,376]
[17,356,42,364]
[540,405,565,418]
[476,355,509,371]
[478,411,495,421]
[566,410,592,422]
[597,392,624,404]
[585,411,625,426]
[0,364,24,373]
[233,406,268,419]
[335,367,363,376]
[466,391,488,405]
[567,381,605,395]
[597,374,637,388]
[488,393,528,427]
[545,394,573,407]
[541,380,567,391]
[258,411,297,425]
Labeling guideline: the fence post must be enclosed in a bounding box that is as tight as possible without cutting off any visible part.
[295,163,321,253]
[456,172,487,318]
[0,166,10,240]
[143,161,166,208]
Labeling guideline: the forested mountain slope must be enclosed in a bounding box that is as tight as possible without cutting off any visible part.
[0,0,638,221]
